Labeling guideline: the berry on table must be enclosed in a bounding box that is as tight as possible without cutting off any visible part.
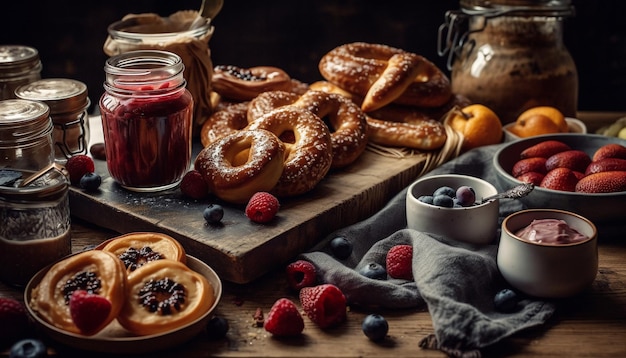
[362,314,389,342]
[0,298,28,344]
[386,245,413,280]
[286,260,317,290]
[9,338,47,358]
[79,172,102,191]
[206,316,229,339]
[180,170,208,200]
[358,262,387,280]
[329,236,353,260]
[299,284,347,329]
[203,204,224,224]
[264,298,304,336]
[65,154,95,186]
[245,192,279,223]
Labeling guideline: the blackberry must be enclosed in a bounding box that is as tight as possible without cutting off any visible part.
[118,246,164,272]
[216,65,266,81]
[138,277,186,315]
[62,271,101,304]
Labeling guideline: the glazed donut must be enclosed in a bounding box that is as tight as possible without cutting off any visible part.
[200,101,250,147]
[319,42,452,111]
[212,65,292,101]
[118,259,214,336]
[247,106,333,197]
[29,250,127,335]
[195,129,286,204]
[248,90,369,168]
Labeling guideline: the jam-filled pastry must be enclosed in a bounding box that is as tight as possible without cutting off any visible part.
[29,250,127,335]
[98,232,187,273]
[117,259,215,335]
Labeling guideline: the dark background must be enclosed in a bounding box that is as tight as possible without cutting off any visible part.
[2,0,625,114]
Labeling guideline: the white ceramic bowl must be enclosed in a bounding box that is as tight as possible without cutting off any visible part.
[493,133,626,227]
[406,174,499,245]
[503,117,587,142]
[497,209,598,298]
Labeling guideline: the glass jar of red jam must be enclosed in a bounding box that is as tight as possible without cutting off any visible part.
[439,0,578,124]
[99,50,193,192]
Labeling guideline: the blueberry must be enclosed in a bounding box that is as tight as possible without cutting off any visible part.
[433,194,454,208]
[206,316,229,340]
[9,338,47,358]
[494,288,522,313]
[362,314,389,342]
[329,236,353,260]
[203,204,224,224]
[433,186,455,198]
[417,195,434,205]
[79,172,101,191]
[358,262,387,280]
[455,185,476,206]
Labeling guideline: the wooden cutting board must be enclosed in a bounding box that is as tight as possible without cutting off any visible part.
[70,116,429,283]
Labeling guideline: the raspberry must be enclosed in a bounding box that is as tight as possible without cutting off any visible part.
[264,298,304,336]
[65,154,95,186]
[180,170,208,199]
[386,245,413,280]
[0,298,28,344]
[69,290,112,335]
[299,284,347,329]
[286,260,317,290]
[245,192,279,223]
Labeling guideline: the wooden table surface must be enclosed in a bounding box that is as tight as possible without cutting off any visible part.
[1,112,625,357]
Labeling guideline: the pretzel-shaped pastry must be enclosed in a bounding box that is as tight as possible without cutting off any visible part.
[318,42,452,112]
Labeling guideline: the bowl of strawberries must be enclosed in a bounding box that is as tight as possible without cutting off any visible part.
[493,133,626,228]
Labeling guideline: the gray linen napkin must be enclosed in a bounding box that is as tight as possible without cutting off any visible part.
[301,144,556,357]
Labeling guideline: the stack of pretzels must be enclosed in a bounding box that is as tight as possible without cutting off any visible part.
[195,42,463,203]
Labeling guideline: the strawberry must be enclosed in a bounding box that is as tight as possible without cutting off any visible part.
[592,143,626,162]
[540,167,579,192]
[264,298,304,336]
[65,154,95,186]
[585,158,626,175]
[386,244,413,280]
[299,284,347,329]
[545,150,591,173]
[245,192,280,223]
[516,171,545,186]
[519,140,571,159]
[69,290,112,335]
[511,157,547,177]
[0,298,28,344]
[286,260,317,291]
[180,170,209,199]
[575,171,626,193]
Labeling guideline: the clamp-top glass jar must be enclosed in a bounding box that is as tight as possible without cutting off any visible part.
[0,45,42,100]
[439,0,578,124]
[99,50,193,192]
[15,78,91,162]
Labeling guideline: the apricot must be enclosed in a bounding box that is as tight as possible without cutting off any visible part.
[510,106,568,138]
[449,104,503,150]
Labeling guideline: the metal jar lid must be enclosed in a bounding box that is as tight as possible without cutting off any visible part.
[459,0,574,17]
[0,99,52,143]
[0,45,43,79]
[14,78,89,115]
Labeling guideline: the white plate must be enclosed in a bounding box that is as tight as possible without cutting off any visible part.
[24,255,222,354]
[503,117,587,142]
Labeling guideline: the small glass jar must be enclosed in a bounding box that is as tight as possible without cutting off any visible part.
[0,45,43,100]
[439,0,578,124]
[15,78,91,163]
[104,12,214,136]
[0,99,54,171]
[0,168,71,287]
[99,50,194,192]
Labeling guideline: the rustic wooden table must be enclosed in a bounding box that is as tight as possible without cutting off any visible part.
[1,112,625,357]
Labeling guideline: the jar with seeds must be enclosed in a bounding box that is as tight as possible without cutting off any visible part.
[0,167,71,287]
